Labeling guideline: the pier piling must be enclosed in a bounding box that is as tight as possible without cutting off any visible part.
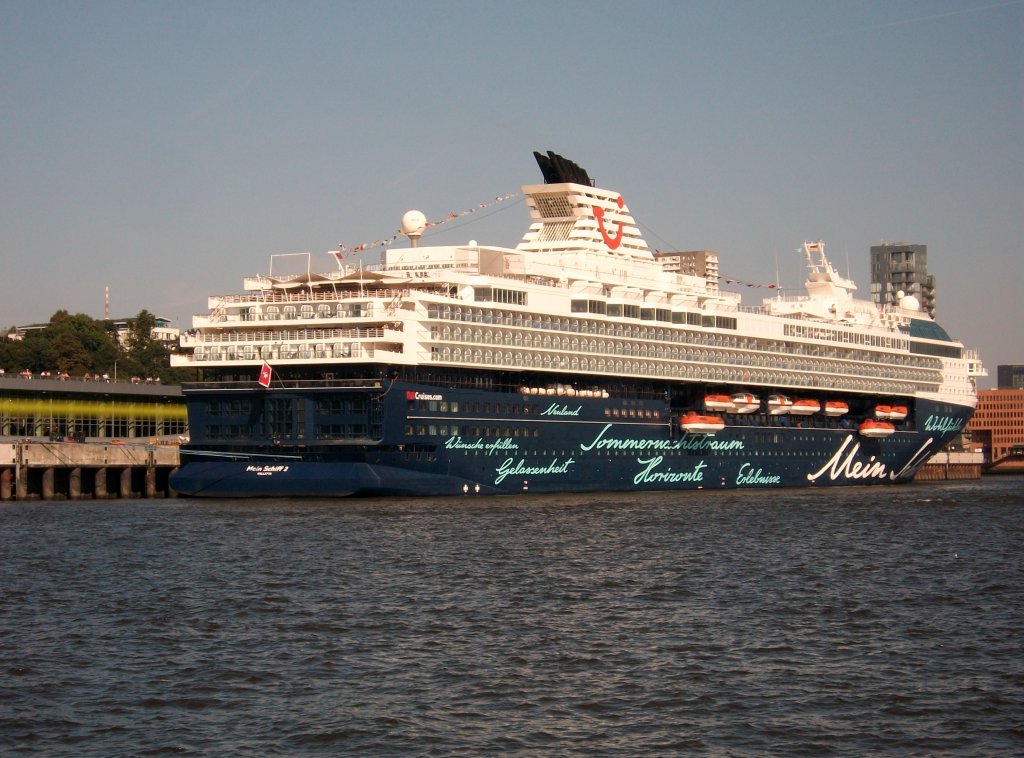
[0,441,179,501]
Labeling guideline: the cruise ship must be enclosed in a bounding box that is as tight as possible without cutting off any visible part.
[169,152,984,497]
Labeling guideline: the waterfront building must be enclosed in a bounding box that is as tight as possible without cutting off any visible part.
[652,250,720,292]
[870,243,936,319]
[0,375,186,441]
[996,364,1024,390]
[967,388,1024,469]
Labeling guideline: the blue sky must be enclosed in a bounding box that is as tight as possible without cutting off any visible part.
[2,0,1020,387]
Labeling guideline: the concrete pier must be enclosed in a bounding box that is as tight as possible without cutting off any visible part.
[0,440,179,501]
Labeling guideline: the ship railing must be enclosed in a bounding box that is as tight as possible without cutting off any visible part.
[423,340,937,393]
[190,306,384,327]
[380,262,479,275]
[423,336,863,375]
[184,337,401,363]
[203,287,413,308]
[181,377,383,391]
[422,309,939,368]
[177,337,936,396]
[423,344,933,395]
[181,327,386,345]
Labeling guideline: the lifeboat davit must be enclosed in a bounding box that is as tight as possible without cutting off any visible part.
[859,419,896,438]
[790,399,821,415]
[704,394,735,412]
[824,401,849,417]
[767,395,792,415]
[888,405,908,421]
[681,412,726,434]
[731,393,760,413]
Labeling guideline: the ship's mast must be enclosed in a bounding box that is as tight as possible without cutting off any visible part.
[801,241,857,298]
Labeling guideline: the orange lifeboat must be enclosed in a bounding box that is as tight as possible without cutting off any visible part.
[730,393,760,414]
[681,412,726,434]
[859,419,896,438]
[767,395,792,415]
[888,405,908,421]
[790,399,821,416]
[704,394,735,412]
[824,401,849,417]
[875,405,892,419]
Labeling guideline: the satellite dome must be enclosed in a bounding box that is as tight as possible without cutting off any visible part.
[900,294,920,311]
[401,210,427,236]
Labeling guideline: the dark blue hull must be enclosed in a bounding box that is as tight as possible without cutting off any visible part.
[170,380,973,498]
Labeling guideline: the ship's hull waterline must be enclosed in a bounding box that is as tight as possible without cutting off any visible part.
[170,381,972,497]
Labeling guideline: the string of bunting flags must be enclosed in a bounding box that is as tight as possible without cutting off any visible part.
[333,191,521,266]
[720,275,779,289]
[329,193,785,292]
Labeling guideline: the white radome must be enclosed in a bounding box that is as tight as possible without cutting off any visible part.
[401,210,427,236]
[900,294,920,311]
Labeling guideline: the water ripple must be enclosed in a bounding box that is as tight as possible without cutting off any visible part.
[1,478,1022,755]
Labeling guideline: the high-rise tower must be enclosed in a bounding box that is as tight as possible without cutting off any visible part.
[870,242,936,318]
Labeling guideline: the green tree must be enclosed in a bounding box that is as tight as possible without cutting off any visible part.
[48,324,93,375]
[66,313,120,373]
[0,334,30,374]
[124,310,178,382]
[127,310,157,356]
[45,311,121,376]
[21,330,58,374]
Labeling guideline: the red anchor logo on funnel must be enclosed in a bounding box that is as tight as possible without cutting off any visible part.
[593,196,625,250]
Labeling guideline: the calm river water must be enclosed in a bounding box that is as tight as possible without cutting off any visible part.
[2,477,1022,755]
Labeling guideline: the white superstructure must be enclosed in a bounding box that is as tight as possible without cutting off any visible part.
[173,172,982,410]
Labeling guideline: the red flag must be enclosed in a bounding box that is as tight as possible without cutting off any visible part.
[258,362,272,388]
